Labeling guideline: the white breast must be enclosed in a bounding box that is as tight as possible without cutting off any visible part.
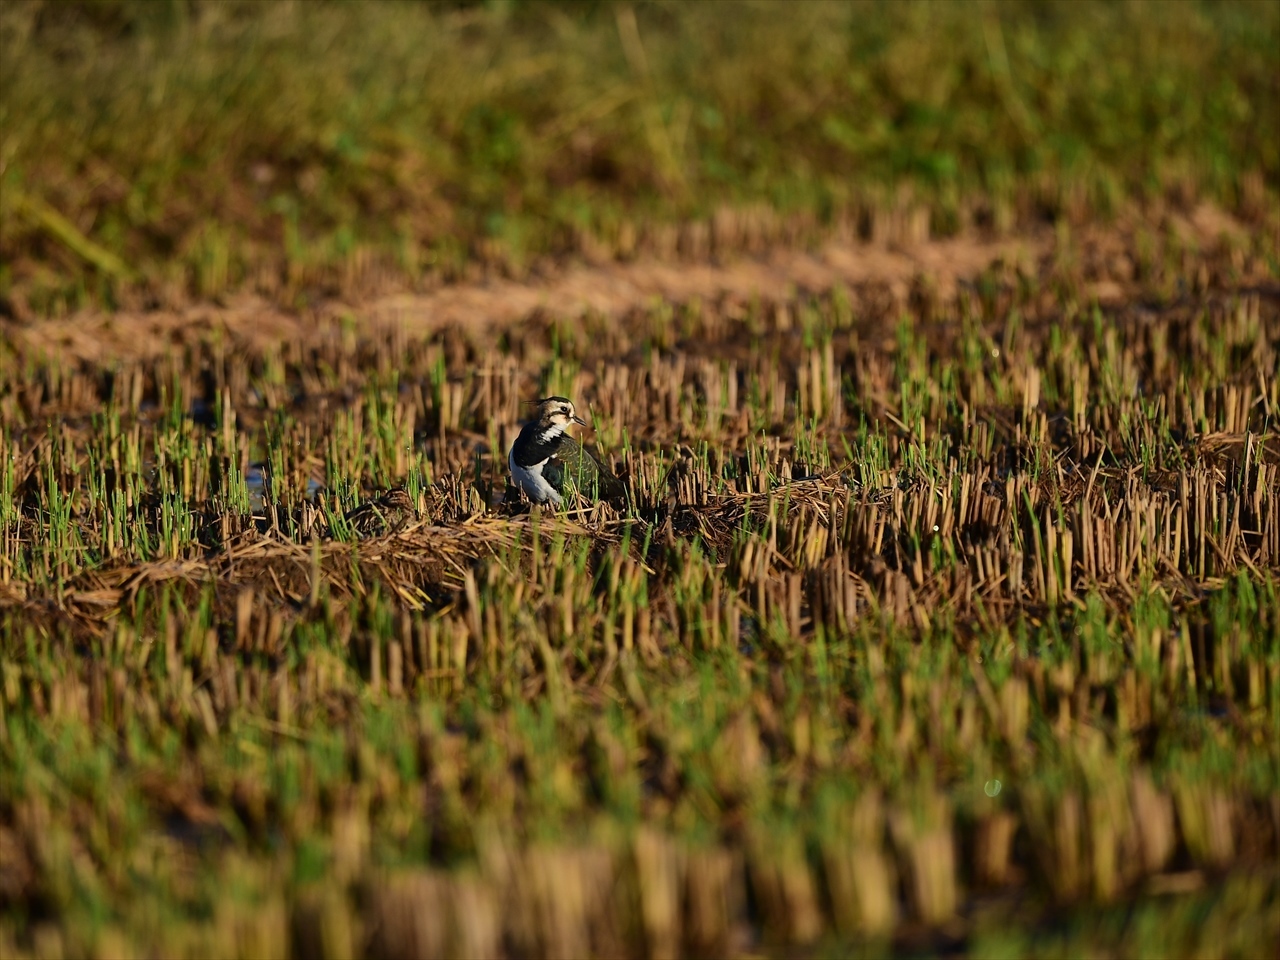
[508,445,563,505]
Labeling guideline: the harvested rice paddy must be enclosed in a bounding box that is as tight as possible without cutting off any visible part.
[2,2,1279,957]
[2,206,1278,957]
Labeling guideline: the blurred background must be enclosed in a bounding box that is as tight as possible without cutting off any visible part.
[1,0,1276,317]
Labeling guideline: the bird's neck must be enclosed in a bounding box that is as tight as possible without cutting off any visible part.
[513,419,572,467]
[535,420,569,444]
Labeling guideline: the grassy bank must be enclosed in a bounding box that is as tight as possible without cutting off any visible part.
[1,0,1278,315]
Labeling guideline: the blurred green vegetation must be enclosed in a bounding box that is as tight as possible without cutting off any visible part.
[1,0,1277,313]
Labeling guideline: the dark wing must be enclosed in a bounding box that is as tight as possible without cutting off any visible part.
[541,456,566,493]
[548,436,626,504]
[586,449,627,503]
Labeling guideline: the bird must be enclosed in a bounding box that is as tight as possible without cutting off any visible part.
[343,487,417,538]
[507,397,626,506]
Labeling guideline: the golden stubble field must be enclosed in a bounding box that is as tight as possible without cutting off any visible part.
[1,204,1278,957]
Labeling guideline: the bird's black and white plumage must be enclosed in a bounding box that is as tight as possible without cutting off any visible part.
[508,397,625,506]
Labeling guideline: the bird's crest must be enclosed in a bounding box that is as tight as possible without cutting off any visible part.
[524,396,573,406]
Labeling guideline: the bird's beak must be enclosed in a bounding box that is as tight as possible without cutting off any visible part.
[572,415,588,426]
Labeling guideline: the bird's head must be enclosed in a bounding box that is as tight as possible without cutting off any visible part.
[528,396,587,439]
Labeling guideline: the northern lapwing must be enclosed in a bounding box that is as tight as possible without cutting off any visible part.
[508,397,625,506]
